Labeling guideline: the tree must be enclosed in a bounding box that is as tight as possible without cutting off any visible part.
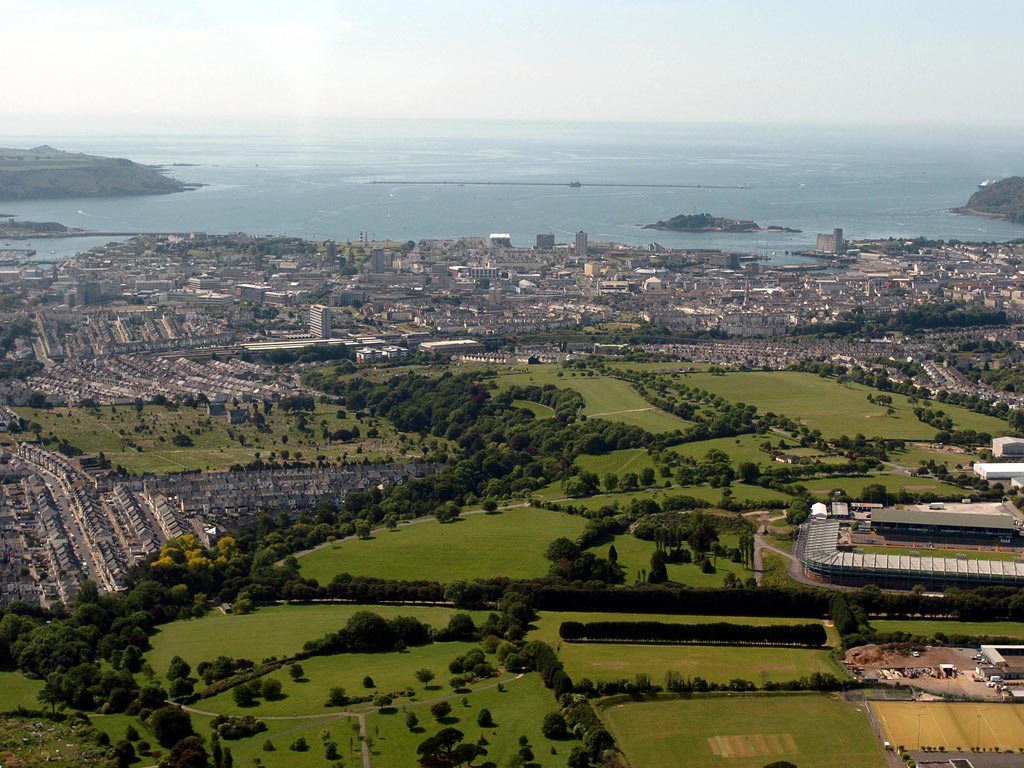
[232,682,257,707]
[477,708,493,727]
[260,678,282,699]
[405,711,419,731]
[288,663,304,680]
[434,501,461,523]
[167,655,191,681]
[289,736,309,752]
[148,706,193,748]
[415,668,436,688]
[113,740,135,768]
[325,687,348,707]
[362,674,376,688]
[37,673,65,714]
[738,462,760,484]
[430,701,452,721]
[164,735,209,768]
[542,711,568,739]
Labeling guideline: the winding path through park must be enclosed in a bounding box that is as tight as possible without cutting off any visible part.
[177,672,526,768]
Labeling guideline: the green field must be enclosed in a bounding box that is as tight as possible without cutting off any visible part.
[583,532,757,588]
[555,640,838,687]
[147,604,487,676]
[533,479,790,508]
[604,694,885,768]
[8,402,414,475]
[495,367,691,432]
[874,701,1024,752]
[511,399,555,419]
[298,507,586,584]
[890,443,981,471]
[800,473,966,497]
[872,619,1024,639]
[679,371,1007,439]
[365,672,565,768]
[0,670,43,711]
[197,640,485,717]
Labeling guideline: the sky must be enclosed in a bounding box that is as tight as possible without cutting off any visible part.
[4,0,1023,132]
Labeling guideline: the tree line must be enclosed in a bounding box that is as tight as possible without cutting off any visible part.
[558,620,827,647]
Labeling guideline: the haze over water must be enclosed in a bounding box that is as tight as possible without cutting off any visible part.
[2,122,1023,263]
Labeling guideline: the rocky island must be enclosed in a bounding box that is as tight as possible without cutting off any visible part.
[643,212,800,233]
[954,177,1024,224]
[0,145,199,202]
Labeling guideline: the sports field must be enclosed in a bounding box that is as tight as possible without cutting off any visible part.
[603,694,885,768]
[873,701,1024,752]
[297,507,586,584]
[555,639,839,686]
[147,603,486,675]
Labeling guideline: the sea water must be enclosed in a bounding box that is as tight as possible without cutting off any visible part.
[1,121,1022,264]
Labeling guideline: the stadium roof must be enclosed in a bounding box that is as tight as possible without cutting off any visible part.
[872,508,1018,531]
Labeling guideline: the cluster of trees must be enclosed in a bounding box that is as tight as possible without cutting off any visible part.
[544,537,624,584]
[791,301,1007,338]
[558,620,827,647]
[503,382,584,423]
[302,610,435,656]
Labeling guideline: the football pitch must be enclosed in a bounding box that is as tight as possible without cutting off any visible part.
[873,701,1024,752]
[603,694,885,768]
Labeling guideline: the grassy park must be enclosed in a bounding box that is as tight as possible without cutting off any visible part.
[7,401,414,475]
[495,367,691,432]
[196,640,486,718]
[146,604,487,675]
[603,694,886,768]
[679,370,1007,439]
[297,507,586,584]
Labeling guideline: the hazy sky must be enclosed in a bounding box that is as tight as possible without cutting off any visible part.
[4,0,1023,130]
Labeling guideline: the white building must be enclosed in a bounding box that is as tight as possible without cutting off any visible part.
[974,463,1024,482]
[993,437,1024,458]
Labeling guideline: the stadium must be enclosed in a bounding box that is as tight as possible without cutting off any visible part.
[797,500,1024,589]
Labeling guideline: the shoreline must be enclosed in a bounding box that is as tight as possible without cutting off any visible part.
[0,230,180,240]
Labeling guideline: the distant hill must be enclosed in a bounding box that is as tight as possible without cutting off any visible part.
[643,212,799,233]
[0,145,196,202]
[958,177,1024,223]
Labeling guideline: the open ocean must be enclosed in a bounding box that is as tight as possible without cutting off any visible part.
[2,121,1023,264]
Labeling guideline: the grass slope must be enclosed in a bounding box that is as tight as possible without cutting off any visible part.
[495,367,691,433]
[297,508,586,584]
[681,371,1007,439]
[147,604,486,676]
[9,402,411,475]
